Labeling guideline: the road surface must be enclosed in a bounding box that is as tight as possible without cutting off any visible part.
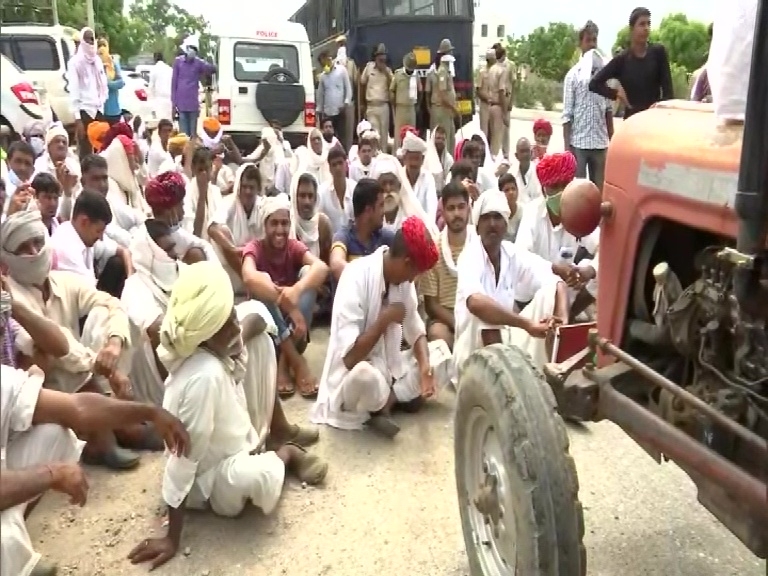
[29,116,765,576]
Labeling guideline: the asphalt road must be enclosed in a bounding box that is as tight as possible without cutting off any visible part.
[28,116,765,576]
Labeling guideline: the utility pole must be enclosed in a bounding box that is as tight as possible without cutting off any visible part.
[52,0,59,25]
[86,0,95,29]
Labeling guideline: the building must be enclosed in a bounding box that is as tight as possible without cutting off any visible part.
[471,0,507,67]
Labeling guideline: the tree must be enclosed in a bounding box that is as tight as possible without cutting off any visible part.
[506,22,578,81]
[128,0,216,61]
[612,13,710,73]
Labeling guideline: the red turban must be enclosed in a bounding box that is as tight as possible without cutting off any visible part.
[145,171,186,211]
[101,122,134,152]
[401,216,438,273]
[536,152,577,189]
[399,124,418,143]
[533,118,553,136]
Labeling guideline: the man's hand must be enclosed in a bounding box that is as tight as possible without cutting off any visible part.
[151,408,190,457]
[461,179,479,201]
[128,536,178,571]
[55,162,78,196]
[49,462,89,506]
[524,317,552,339]
[108,371,133,400]
[552,263,580,287]
[278,285,300,311]
[221,134,236,150]
[262,138,272,151]
[94,337,123,377]
[574,266,596,287]
[382,302,406,325]
[615,84,630,108]
[502,114,510,127]
[288,308,307,340]
[420,368,436,399]
[8,184,33,215]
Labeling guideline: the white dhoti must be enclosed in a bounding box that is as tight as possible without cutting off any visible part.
[46,307,134,394]
[151,97,173,123]
[318,339,453,430]
[454,281,557,381]
[1,424,83,576]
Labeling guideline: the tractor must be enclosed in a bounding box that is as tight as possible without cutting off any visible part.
[453,8,768,576]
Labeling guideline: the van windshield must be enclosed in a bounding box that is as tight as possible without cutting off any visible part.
[233,42,300,83]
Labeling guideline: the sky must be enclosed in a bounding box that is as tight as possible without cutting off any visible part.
[159,0,716,50]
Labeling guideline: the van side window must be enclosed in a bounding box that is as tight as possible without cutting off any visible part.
[15,37,60,71]
[60,39,71,65]
[0,38,13,60]
[233,42,299,83]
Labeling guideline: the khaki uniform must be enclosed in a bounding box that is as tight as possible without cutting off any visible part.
[390,68,417,149]
[486,62,508,157]
[475,67,490,142]
[499,58,517,157]
[428,64,457,155]
[361,62,393,143]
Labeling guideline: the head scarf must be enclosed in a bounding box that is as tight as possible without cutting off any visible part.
[399,125,418,144]
[425,129,446,175]
[472,190,511,224]
[226,163,266,244]
[261,193,291,230]
[23,121,47,140]
[45,122,68,147]
[145,171,186,211]
[0,210,52,286]
[401,131,427,154]
[295,128,331,185]
[71,27,108,104]
[400,216,438,272]
[288,173,320,256]
[200,117,223,149]
[576,48,605,83]
[371,154,439,237]
[157,261,234,366]
[533,118,553,137]
[101,122,134,153]
[356,120,372,138]
[536,152,577,190]
[87,121,110,152]
[181,34,200,53]
[98,40,115,80]
[101,136,138,198]
[129,221,182,299]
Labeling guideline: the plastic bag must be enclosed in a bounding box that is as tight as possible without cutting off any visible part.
[707,0,758,121]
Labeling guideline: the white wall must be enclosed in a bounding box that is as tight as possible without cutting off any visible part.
[472,1,508,67]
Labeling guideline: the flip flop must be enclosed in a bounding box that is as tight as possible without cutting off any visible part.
[296,375,319,399]
[286,442,328,485]
[277,377,295,399]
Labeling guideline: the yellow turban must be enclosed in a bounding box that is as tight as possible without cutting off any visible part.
[202,117,221,133]
[157,261,234,365]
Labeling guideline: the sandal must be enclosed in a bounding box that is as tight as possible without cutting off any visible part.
[296,376,319,399]
[286,442,328,485]
[277,376,295,399]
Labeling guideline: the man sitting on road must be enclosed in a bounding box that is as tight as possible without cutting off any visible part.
[329,179,394,283]
[242,195,330,399]
[290,173,333,264]
[127,262,327,573]
[515,153,600,320]
[453,191,570,375]
[310,215,452,439]
[1,210,147,470]
[317,146,357,232]
[422,181,473,351]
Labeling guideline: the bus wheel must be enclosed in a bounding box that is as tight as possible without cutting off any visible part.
[455,344,586,576]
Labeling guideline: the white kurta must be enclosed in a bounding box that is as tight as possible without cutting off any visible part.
[182,179,224,242]
[317,178,357,232]
[348,158,373,181]
[1,365,83,576]
[453,237,561,376]
[148,61,174,121]
[210,194,263,293]
[515,196,599,300]
[310,247,452,430]
[161,349,285,517]
[407,169,439,224]
[514,163,543,205]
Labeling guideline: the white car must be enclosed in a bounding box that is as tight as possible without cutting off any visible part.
[0,54,54,136]
[119,73,155,125]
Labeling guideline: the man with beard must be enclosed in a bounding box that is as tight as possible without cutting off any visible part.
[311,216,452,438]
[208,164,265,297]
[329,178,394,282]
[1,210,147,470]
[453,191,570,374]
[422,181,472,350]
[121,218,319,443]
[317,147,357,232]
[241,195,329,399]
[320,118,342,150]
[516,153,600,320]
[127,262,327,573]
[290,173,333,264]
[401,132,438,224]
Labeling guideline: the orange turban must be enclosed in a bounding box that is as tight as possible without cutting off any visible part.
[202,117,221,133]
[87,121,110,151]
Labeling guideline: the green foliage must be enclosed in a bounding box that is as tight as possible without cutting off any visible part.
[128,0,216,61]
[612,13,710,73]
[504,22,578,82]
[514,74,563,111]
[669,62,690,99]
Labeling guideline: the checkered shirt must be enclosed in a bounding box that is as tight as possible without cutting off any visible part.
[562,65,612,150]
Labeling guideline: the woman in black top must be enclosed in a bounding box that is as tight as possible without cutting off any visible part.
[589,7,674,119]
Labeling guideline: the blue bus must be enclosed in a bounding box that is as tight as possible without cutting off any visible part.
[289,0,475,133]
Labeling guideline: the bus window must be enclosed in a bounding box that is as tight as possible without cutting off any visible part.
[358,0,383,18]
[450,0,472,16]
[383,0,408,16]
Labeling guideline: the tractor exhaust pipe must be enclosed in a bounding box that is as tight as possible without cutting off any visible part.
[734,0,768,304]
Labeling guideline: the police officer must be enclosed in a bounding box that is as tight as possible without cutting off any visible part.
[390,52,418,150]
[427,39,459,155]
[361,43,393,145]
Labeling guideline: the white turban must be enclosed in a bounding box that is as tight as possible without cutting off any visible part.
[576,48,605,83]
[401,131,427,154]
[157,261,234,365]
[261,193,292,226]
[472,190,511,224]
[361,129,379,142]
[181,34,200,51]
[45,122,68,146]
[370,154,401,178]
[356,120,372,137]
[0,210,52,286]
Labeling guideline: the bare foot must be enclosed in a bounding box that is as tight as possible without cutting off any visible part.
[276,354,295,398]
[292,355,318,399]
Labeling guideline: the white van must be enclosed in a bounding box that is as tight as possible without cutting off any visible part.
[212,22,317,151]
[0,54,54,136]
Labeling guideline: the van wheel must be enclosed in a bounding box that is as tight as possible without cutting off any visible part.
[256,66,305,128]
[455,344,586,576]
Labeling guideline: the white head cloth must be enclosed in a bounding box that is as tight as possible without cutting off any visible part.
[576,48,606,83]
[401,131,427,154]
[472,190,511,224]
[356,120,372,138]
[261,193,292,228]
[289,173,320,256]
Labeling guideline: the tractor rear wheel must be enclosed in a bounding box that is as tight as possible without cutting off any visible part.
[455,344,586,576]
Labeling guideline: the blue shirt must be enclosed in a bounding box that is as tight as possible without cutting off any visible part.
[332,223,394,261]
[103,60,125,117]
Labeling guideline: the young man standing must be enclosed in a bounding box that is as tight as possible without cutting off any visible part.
[171,35,216,137]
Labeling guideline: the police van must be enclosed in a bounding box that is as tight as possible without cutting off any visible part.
[211,22,317,151]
